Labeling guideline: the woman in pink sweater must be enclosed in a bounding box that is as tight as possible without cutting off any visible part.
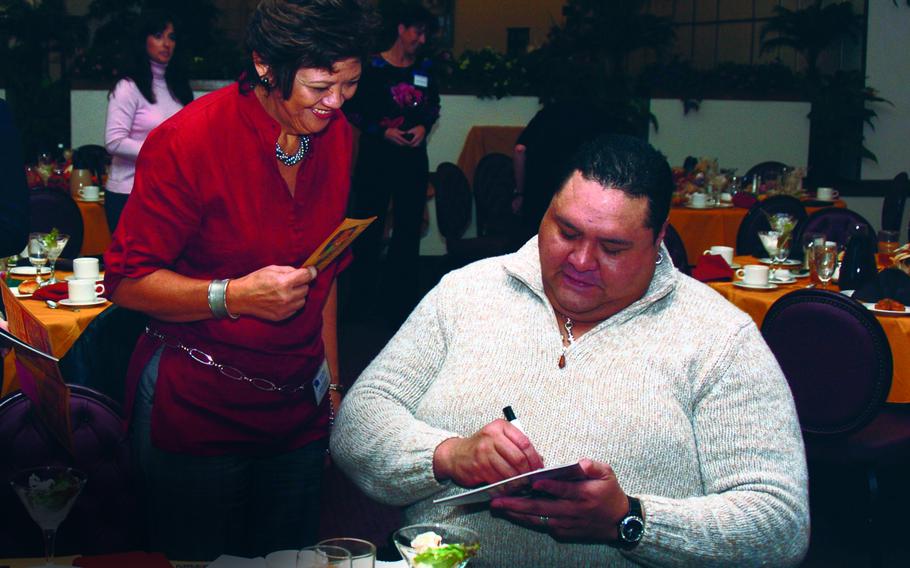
[104,10,194,233]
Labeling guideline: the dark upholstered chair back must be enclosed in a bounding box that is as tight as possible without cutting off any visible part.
[744,161,789,182]
[59,306,148,407]
[735,203,772,256]
[792,207,876,252]
[662,223,690,275]
[761,289,892,436]
[0,385,143,555]
[29,188,85,259]
[472,153,517,238]
[881,171,909,236]
[432,162,472,242]
[72,145,110,182]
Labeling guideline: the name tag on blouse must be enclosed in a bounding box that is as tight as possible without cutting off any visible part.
[413,73,428,88]
[312,359,331,406]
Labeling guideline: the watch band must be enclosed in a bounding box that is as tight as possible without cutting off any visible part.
[613,496,644,550]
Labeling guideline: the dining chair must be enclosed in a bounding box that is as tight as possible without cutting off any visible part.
[791,207,876,252]
[744,160,789,183]
[734,196,806,257]
[73,144,110,183]
[662,223,690,275]
[880,172,909,239]
[59,305,149,407]
[472,152,520,241]
[761,289,910,568]
[0,385,145,556]
[29,187,85,259]
[432,161,519,272]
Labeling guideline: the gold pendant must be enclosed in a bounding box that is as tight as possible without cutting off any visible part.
[558,354,566,369]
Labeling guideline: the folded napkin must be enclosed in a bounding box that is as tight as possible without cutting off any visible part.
[853,268,910,304]
[32,281,69,301]
[74,552,173,568]
[692,253,734,282]
[732,193,757,209]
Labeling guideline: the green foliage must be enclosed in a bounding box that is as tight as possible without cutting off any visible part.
[435,48,531,99]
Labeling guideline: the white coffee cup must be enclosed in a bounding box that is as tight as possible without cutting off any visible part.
[68,279,105,302]
[736,264,770,286]
[78,185,101,201]
[690,193,707,208]
[703,245,734,266]
[816,186,834,201]
[72,257,100,280]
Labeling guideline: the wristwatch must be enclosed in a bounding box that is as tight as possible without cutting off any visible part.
[614,496,645,549]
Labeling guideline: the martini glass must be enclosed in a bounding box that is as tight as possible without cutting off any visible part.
[758,230,781,275]
[393,523,480,568]
[10,467,87,567]
[42,233,69,284]
[27,233,50,287]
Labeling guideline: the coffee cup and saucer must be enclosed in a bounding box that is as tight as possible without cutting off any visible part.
[77,185,103,202]
[770,268,797,284]
[733,265,778,290]
[702,245,739,268]
[61,278,107,307]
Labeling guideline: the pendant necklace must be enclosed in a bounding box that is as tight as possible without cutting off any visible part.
[558,315,575,369]
[275,134,310,166]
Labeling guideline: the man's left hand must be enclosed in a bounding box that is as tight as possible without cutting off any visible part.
[490,458,630,543]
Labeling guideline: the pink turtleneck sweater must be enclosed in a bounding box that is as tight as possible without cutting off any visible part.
[104,61,185,195]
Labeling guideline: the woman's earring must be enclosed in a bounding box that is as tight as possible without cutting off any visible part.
[656,251,664,265]
[259,75,270,87]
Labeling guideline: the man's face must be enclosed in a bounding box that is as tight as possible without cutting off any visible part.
[538,171,665,323]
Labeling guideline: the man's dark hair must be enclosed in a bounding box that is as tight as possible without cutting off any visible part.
[242,0,380,100]
[558,134,673,240]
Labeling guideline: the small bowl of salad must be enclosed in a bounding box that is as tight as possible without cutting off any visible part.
[393,523,480,568]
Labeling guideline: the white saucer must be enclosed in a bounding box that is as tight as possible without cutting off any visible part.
[9,266,51,276]
[10,286,32,298]
[862,302,910,316]
[770,277,797,284]
[729,262,742,269]
[758,258,802,266]
[716,202,734,208]
[77,197,102,203]
[59,298,107,307]
[733,281,779,290]
[64,275,103,282]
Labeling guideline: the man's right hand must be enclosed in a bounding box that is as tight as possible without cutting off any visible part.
[432,419,543,487]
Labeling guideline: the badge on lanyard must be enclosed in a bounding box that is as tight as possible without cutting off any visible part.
[413,73,428,88]
[312,359,332,406]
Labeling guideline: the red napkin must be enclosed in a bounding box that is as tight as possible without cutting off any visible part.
[692,253,734,282]
[732,193,757,208]
[32,281,69,301]
[74,552,173,568]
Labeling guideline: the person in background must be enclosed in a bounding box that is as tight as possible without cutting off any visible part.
[343,1,440,326]
[331,134,809,567]
[104,10,194,233]
[103,0,377,560]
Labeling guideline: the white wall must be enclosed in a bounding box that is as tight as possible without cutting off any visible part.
[648,99,811,174]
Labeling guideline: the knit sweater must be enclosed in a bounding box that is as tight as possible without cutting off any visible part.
[104,61,184,195]
[330,237,809,567]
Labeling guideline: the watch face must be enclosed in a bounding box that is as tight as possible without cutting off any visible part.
[620,516,644,542]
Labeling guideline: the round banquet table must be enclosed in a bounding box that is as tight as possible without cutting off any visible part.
[669,198,847,264]
[707,256,910,403]
[75,198,112,256]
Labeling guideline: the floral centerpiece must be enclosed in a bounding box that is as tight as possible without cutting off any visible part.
[671,157,733,206]
[762,167,807,198]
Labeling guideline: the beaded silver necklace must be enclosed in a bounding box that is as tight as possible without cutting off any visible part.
[275,135,310,166]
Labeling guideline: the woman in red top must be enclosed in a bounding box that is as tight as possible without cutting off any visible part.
[103,0,378,560]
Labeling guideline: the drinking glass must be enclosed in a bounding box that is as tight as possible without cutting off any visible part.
[317,538,376,568]
[10,467,87,568]
[296,544,351,568]
[801,232,825,287]
[878,230,900,255]
[393,523,480,568]
[815,243,838,290]
[28,232,49,287]
[43,233,69,284]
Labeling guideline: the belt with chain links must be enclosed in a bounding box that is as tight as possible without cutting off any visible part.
[144,326,311,395]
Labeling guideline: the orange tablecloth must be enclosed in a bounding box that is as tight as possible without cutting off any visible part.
[708,256,910,403]
[456,125,524,186]
[1,272,110,396]
[669,199,846,265]
[75,199,112,256]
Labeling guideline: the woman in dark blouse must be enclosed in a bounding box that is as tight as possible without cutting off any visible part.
[344,3,440,324]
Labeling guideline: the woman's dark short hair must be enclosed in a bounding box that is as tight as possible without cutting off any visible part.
[243,0,380,99]
[558,134,673,240]
[380,1,437,48]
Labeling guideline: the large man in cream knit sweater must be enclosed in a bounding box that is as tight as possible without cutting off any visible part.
[331,135,809,566]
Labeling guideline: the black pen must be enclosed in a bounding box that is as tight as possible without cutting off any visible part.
[503,405,528,435]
